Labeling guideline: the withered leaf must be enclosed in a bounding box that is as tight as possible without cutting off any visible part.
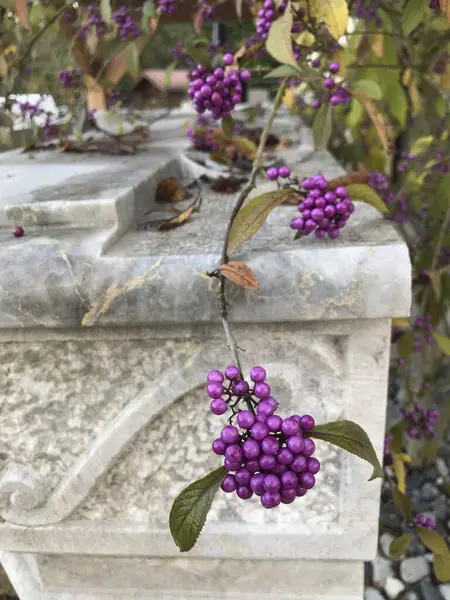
[16,0,30,29]
[218,261,260,291]
[210,176,245,193]
[328,170,369,190]
[281,190,304,205]
[275,137,292,151]
[234,41,265,68]
[155,177,185,203]
[138,192,202,231]
[349,87,392,153]
[58,138,137,155]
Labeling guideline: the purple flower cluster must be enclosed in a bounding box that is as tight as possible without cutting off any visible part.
[291,174,355,239]
[413,314,433,353]
[400,402,440,440]
[208,365,320,509]
[355,0,382,26]
[188,54,251,120]
[112,6,140,39]
[77,5,106,38]
[58,68,83,88]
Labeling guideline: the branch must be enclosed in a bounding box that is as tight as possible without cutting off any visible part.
[217,79,289,375]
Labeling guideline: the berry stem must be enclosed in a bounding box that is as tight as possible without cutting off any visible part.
[217,79,289,376]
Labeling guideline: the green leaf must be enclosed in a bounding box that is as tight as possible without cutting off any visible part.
[434,552,450,582]
[386,83,408,128]
[435,173,450,213]
[345,184,388,214]
[403,0,428,36]
[392,487,413,521]
[126,42,141,82]
[265,3,300,69]
[397,330,414,360]
[100,0,112,23]
[307,419,383,480]
[312,104,332,150]
[433,332,450,356]
[410,136,434,155]
[389,534,413,559]
[140,0,156,33]
[184,43,213,69]
[351,80,382,101]
[264,65,300,79]
[227,190,293,255]
[169,467,226,552]
[222,116,234,139]
[388,423,406,454]
[417,527,450,555]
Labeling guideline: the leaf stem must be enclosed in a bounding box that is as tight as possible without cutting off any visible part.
[217,79,289,375]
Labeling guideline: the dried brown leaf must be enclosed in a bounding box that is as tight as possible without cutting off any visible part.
[155,177,185,203]
[275,137,292,151]
[281,191,304,205]
[16,0,30,30]
[440,0,450,24]
[156,204,195,230]
[349,87,392,153]
[218,261,260,291]
[328,170,369,189]
[210,176,245,193]
[193,8,204,35]
[234,41,265,68]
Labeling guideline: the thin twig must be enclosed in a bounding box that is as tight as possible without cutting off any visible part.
[217,80,289,375]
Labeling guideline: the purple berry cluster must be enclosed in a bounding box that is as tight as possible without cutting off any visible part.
[355,0,381,26]
[413,314,433,353]
[266,165,291,180]
[157,0,176,14]
[291,174,355,239]
[187,116,219,151]
[198,0,214,20]
[58,68,83,88]
[208,365,320,509]
[112,6,140,39]
[188,54,251,120]
[309,62,351,109]
[414,514,436,530]
[256,0,283,41]
[383,434,393,468]
[400,402,440,440]
[397,152,415,173]
[77,5,106,38]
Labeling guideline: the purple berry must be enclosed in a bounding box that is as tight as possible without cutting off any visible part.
[237,410,256,429]
[261,436,280,455]
[207,382,223,399]
[266,414,282,432]
[223,53,234,65]
[237,485,253,499]
[261,491,281,508]
[296,486,307,497]
[250,473,266,494]
[212,438,227,455]
[279,165,291,178]
[208,369,224,383]
[246,459,260,473]
[251,422,270,441]
[324,77,335,89]
[224,458,241,471]
[242,439,261,459]
[287,435,305,454]
[307,457,321,474]
[225,365,240,380]
[235,467,251,485]
[263,474,281,493]
[281,470,298,490]
[302,438,316,457]
[232,379,249,395]
[211,398,228,415]
[300,415,315,431]
[221,425,240,444]
[281,418,300,437]
[267,167,279,181]
[221,474,237,492]
[291,455,307,472]
[240,69,251,81]
[250,366,267,382]
[329,62,340,74]
[335,186,347,198]
[257,399,275,416]
[312,58,321,68]
[311,100,321,109]
[277,448,294,465]
[299,472,315,489]
[225,444,243,463]
[259,453,277,471]
[280,488,297,504]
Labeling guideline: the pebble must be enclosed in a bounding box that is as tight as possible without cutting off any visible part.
[365,588,385,600]
[416,580,443,600]
[381,532,396,558]
[372,556,394,585]
[385,577,405,599]
[440,584,450,600]
[405,593,419,600]
[407,536,427,557]
[425,466,439,482]
[400,556,429,584]
[380,503,403,531]
[420,483,439,502]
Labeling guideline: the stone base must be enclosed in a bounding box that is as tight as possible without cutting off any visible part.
[1,552,363,600]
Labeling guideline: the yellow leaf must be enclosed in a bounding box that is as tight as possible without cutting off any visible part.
[265,3,300,69]
[283,87,295,109]
[295,31,316,46]
[402,69,421,116]
[393,453,411,494]
[392,318,410,328]
[4,45,17,56]
[0,55,7,77]
[309,0,349,39]
[372,32,384,57]
[349,87,392,153]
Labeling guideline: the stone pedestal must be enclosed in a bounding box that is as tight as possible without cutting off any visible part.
[0,116,411,599]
